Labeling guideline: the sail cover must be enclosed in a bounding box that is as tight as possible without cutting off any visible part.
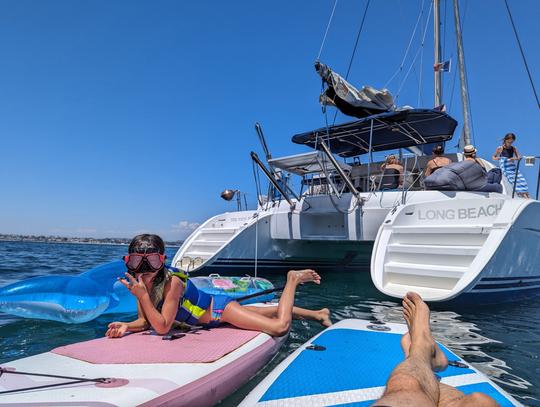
[292,109,458,158]
[316,62,395,118]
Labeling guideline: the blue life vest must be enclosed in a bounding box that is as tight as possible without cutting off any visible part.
[174,279,212,325]
[161,268,211,325]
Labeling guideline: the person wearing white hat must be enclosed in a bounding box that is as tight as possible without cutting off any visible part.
[462,144,486,170]
[463,144,477,157]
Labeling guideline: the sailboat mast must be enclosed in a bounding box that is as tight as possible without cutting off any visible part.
[434,0,443,107]
[453,0,472,146]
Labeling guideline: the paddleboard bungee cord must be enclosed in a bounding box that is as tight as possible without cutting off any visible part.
[0,367,115,395]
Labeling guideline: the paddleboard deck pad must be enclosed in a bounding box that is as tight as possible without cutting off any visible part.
[241,319,519,407]
[0,324,285,406]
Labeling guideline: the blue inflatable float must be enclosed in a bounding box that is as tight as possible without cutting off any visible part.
[0,261,274,324]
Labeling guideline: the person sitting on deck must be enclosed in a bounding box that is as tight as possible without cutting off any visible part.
[380,155,404,190]
[424,145,502,193]
[492,133,530,198]
[372,292,498,407]
[425,145,452,177]
[106,234,332,339]
[463,144,483,166]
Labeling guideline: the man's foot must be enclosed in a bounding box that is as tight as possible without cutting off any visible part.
[400,331,448,372]
[400,331,412,357]
[287,269,321,285]
[317,308,333,327]
[402,292,448,372]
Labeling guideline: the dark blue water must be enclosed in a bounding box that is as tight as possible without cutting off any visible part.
[0,241,538,405]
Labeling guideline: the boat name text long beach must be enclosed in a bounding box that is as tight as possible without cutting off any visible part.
[417,202,503,221]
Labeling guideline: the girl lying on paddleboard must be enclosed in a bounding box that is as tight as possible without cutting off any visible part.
[106,234,331,338]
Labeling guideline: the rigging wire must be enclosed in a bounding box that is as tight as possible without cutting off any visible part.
[343,0,371,81]
[384,0,426,89]
[417,1,434,106]
[395,1,433,101]
[317,0,339,61]
[331,0,371,125]
[503,0,540,110]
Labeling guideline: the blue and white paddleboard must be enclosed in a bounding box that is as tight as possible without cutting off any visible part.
[241,319,520,407]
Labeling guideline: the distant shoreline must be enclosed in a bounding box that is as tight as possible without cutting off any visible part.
[0,235,183,248]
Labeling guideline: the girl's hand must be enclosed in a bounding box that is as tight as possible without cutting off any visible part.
[119,273,148,299]
[106,322,128,338]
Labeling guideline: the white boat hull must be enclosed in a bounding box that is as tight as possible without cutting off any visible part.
[371,194,540,303]
[173,191,466,275]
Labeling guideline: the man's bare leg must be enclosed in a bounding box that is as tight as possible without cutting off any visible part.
[399,300,498,407]
[400,335,447,371]
[402,337,498,406]
[373,292,441,407]
[438,383,499,406]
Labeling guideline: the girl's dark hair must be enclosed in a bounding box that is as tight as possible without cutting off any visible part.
[504,133,516,142]
[433,145,444,155]
[128,234,165,254]
[128,234,166,284]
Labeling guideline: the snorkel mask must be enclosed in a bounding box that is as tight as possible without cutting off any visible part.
[123,252,166,274]
[125,234,167,276]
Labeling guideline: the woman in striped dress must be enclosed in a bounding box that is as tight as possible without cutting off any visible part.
[492,133,530,198]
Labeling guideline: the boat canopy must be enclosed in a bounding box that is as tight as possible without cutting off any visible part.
[268,151,351,176]
[292,109,458,158]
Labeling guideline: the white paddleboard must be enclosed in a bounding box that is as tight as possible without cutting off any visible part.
[0,322,285,406]
[241,319,520,407]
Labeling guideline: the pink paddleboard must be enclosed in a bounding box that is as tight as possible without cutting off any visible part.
[0,322,285,406]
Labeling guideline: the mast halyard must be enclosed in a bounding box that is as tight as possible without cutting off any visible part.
[434,0,443,107]
[453,0,472,147]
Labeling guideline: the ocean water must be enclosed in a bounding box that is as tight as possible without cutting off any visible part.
[0,241,538,406]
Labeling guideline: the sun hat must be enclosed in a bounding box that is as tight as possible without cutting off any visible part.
[463,145,477,155]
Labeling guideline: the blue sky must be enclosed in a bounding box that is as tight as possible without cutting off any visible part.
[0,1,538,240]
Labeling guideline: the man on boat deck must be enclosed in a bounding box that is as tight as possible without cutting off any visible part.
[373,292,497,407]
[462,144,491,173]
[425,145,451,177]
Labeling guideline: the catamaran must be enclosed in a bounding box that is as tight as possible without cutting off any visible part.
[172,0,540,303]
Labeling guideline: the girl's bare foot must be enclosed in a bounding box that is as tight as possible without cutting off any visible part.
[287,269,321,285]
[402,292,448,372]
[318,308,333,327]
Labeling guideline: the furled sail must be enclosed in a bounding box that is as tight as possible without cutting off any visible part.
[315,61,395,118]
